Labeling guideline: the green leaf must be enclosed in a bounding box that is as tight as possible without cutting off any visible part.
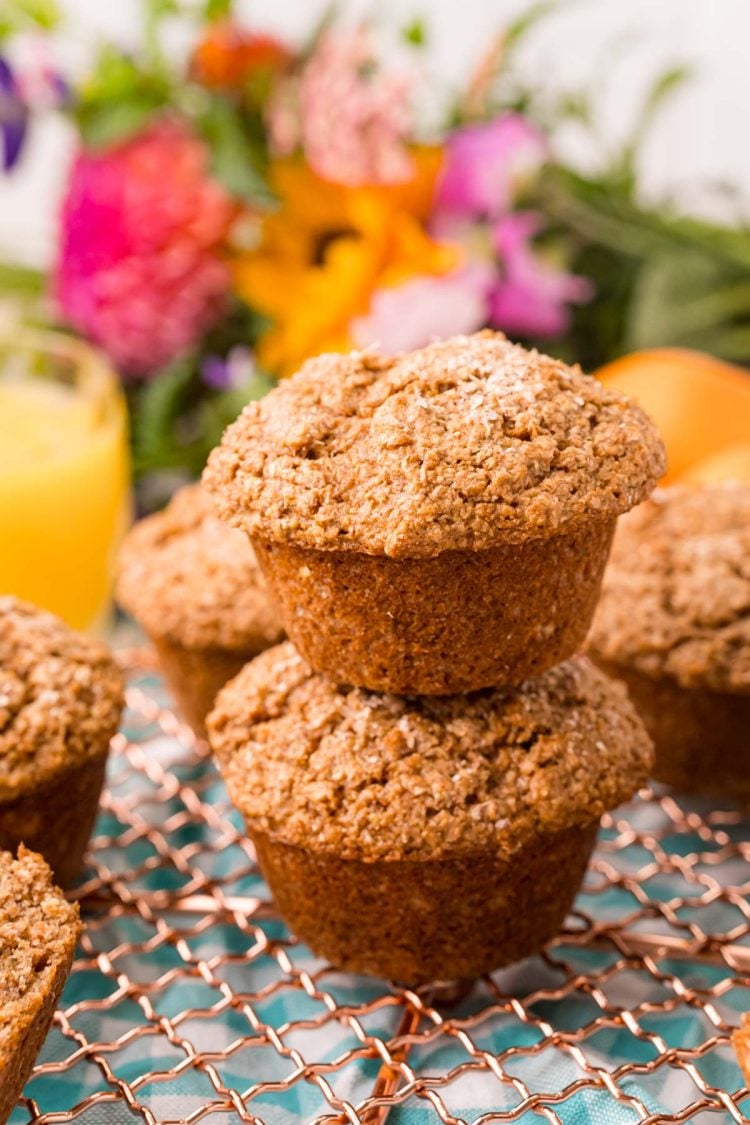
[196,383,259,454]
[633,63,694,141]
[613,63,694,184]
[145,0,180,18]
[402,18,427,47]
[541,166,750,271]
[131,359,197,476]
[300,1,339,60]
[75,47,172,148]
[204,0,233,20]
[704,325,750,362]
[0,261,45,297]
[626,252,722,350]
[504,0,568,49]
[77,97,158,148]
[198,98,275,206]
[0,0,59,37]
[626,251,750,362]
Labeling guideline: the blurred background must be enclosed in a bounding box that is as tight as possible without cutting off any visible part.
[1,0,750,628]
[3,0,750,266]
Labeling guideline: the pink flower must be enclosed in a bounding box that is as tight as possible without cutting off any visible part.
[55,121,236,378]
[269,27,414,186]
[489,212,593,338]
[351,263,493,354]
[435,114,547,223]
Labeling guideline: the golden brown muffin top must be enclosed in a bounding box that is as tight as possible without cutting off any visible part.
[588,483,750,693]
[0,847,80,1064]
[208,642,652,862]
[203,332,665,559]
[116,484,283,652]
[0,598,123,801]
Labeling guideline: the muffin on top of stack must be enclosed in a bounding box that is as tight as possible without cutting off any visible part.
[203,331,664,983]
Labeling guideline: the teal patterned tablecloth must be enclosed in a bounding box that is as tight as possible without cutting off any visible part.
[12,662,750,1123]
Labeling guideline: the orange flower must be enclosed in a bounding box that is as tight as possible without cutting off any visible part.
[192,23,291,94]
[232,149,456,376]
[596,348,750,484]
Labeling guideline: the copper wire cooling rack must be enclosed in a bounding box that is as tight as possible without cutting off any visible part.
[15,648,750,1124]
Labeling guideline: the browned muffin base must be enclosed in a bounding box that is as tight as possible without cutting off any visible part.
[0,849,80,1120]
[153,636,255,738]
[0,944,72,1119]
[252,822,597,983]
[595,660,750,799]
[252,519,615,695]
[0,754,107,889]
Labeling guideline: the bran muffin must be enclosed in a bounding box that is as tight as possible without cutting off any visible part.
[117,484,284,735]
[587,483,750,797]
[0,847,80,1122]
[204,332,665,694]
[0,597,123,887]
[208,642,652,983]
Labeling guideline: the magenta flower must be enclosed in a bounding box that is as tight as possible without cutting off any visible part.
[269,27,414,186]
[428,114,591,341]
[435,114,547,224]
[351,263,494,355]
[489,212,593,338]
[55,121,236,378]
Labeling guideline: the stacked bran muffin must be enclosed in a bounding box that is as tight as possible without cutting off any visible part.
[203,332,664,983]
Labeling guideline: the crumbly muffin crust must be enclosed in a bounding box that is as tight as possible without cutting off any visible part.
[588,483,750,693]
[0,598,124,801]
[0,847,79,1009]
[203,332,665,558]
[0,847,80,1112]
[116,484,283,651]
[208,642,652,861]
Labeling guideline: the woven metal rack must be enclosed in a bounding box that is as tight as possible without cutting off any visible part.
[14,649,750,1124]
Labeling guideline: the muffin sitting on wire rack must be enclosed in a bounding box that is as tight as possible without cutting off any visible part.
[208,643,652,983]
[116,484,284,737]
[587,481,750,799]
[0,597,123,887]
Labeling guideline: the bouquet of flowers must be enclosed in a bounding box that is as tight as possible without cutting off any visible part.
[3,0,750,496]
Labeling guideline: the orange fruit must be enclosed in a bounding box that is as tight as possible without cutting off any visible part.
[595,348,750,483]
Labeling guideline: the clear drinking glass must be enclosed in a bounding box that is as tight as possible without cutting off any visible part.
[0,328,131,631]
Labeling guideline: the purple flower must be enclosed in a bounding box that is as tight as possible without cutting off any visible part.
[201,355,232,390]
[0,57,29,171]
[434,114,547,224]
[200,347,257,391]
[489,212,593,339]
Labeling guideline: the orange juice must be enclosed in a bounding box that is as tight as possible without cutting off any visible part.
[0,332,131,631]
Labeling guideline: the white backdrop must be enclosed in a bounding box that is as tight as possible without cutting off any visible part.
[1,0,748,266]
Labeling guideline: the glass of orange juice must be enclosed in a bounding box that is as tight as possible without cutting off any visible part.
[0,328,131,632]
